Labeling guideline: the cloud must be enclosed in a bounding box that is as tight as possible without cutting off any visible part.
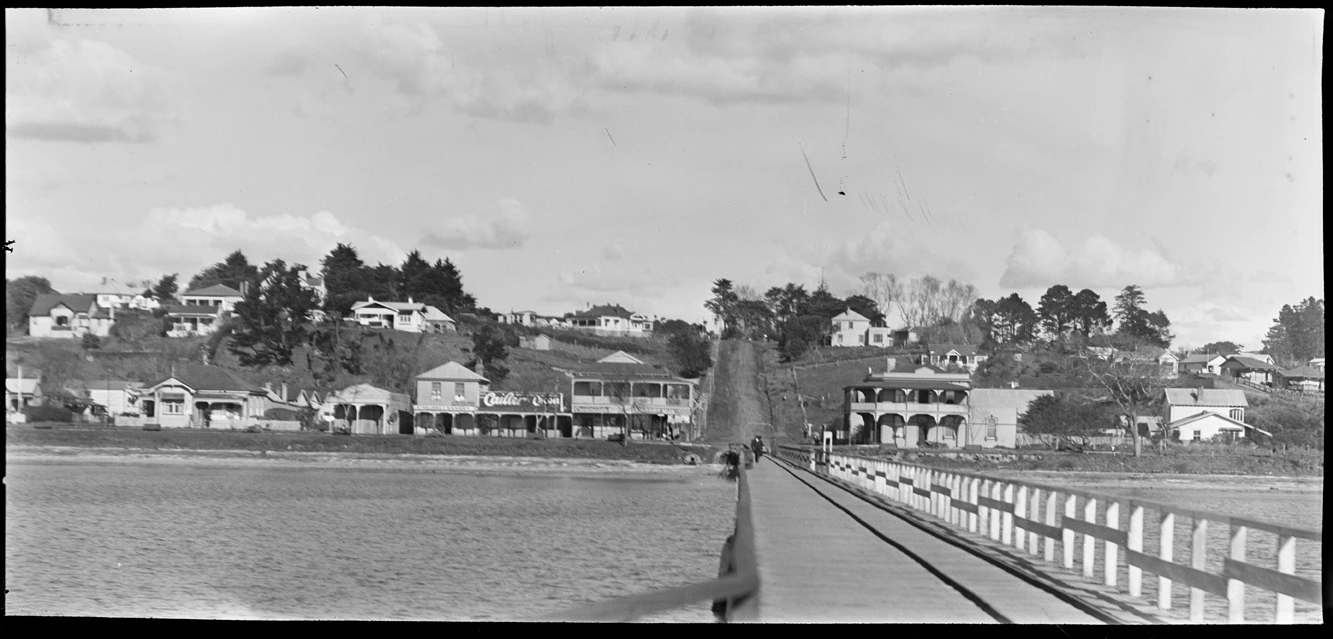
[421,198,533,250]
[4,205,404,292]
[999,228,1183,289]
[5,10,179,143]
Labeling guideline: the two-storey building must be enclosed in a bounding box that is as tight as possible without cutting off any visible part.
[568,351,695,439]
[411,361,571,437]
[27,294,113,338]
[180,284,245,312]
[844,363,972,447]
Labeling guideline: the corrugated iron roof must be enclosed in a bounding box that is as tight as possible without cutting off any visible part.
[181,284,244,297]
[1163,388,1248,408]
[27,294,99,316]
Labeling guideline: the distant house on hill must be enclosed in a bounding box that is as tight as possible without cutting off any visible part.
[164,303,225,337]
[1309,357,1325,371]
[566,304,652,337]
[1219,356,1278,386]
[28,294,114,338]
[350,297,456,333]
[1277,365,1325,393]
[923,344,988,373]
[830,309,871,347]
[519,334,552,351]
[180,284,245,313]
[1180,353,1228,376]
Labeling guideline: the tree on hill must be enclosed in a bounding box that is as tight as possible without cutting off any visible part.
[1070,288,1112,338]
[1076,352,1170,457]
[1262,297,1324,366]
[765,283,811,327]
[1037,284,1075,340]
[467,324,510,387]
[1113,285,1173,348]
[320,243,368,316]
[705,278,738,336]
[805,283,845,319]
[859,272,903,324]
[844,294,885,326]
[973,293,1039,346]
[188,249,260,293]
[227,259,321,367]
[7,276,56,332]
[667,329,713,378]
[778,315,827,363]
[1019,393,1113,448]
[151,273,179,303]
[1198,341,1242,355]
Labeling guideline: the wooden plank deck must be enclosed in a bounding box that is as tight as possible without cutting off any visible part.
[745,458,1107,623]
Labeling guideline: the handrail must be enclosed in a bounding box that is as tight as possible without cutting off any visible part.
[533,458,759,622]
[776,444,1323,623]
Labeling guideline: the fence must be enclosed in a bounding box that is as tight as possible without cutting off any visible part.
[533,455,758,621]
[776,445,1323,624]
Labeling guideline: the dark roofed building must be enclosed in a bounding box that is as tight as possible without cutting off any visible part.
[27,294,114,339]
[1219,356,1279,387]
[142,363,268,429]
[566,303,653,337]
[1277,365,1325,392]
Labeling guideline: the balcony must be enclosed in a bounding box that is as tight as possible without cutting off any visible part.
[847,401,969,415]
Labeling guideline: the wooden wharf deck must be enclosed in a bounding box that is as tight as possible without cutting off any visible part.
[746,456,1108,623]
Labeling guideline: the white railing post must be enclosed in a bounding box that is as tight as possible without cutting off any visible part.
[1014,485,1028,552]
[899,464,909,505]
[1158,512,1175,609]
[989,481,1003,542]
[1063,494,1077,570]
[1001,483,1014,546]
[1227,525,1247,623]
[977,479,990,537]
[1044,489,1057,562]
[1082,497,1097,579]
[926,469,937,516]
[1190,518,1207,622]
[1276,534,1295,623]
[1105,500,1120,588]
[1027,488,1041,555]
[1128,504,1144,597]
[967,477,979,533]
[950,474,962,526]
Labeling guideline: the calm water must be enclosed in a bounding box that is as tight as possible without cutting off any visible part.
[5,459,738,621]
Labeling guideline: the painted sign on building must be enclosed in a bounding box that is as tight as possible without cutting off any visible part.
[480,392,564,413]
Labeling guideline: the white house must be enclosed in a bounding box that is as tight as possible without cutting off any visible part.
[566,304,653,336]
[164,303,226,337]
[129,294,162,311]
[351,297,456,333]
[79,380,145,416]
[519,334,552,351]
[1162,388,1248,424]
[1309,357,1325,371]
[924,344,988,373]
[1179,353,1229,376]
[27,294,113,338]
[1167,411,1271,444]
[830,309,872,347]
[180,284,245,313]
[94,292,137,309]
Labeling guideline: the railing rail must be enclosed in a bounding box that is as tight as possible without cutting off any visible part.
[533,456,758,622]
[776,444,1323,624]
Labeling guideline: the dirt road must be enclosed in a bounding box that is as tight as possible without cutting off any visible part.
[704,340,771,444]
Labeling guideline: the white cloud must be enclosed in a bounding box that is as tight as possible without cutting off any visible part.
[422,198,533,251]
[5,9,180,143]
[4,205,403,292]
[999,228,1183,289]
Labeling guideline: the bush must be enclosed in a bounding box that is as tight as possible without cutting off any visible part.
[81,333,102,350]
[23,404,74,423]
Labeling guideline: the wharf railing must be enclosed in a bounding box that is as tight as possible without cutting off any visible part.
[534,452,758,622]
[777,445,1323,624]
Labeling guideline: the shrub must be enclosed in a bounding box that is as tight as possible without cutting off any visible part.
[23,404,74,423]
[81,333,102,350]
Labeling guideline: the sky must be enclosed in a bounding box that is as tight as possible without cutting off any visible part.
[5,7,1324,350]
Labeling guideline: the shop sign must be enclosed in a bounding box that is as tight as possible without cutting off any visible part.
[480,392,563,413]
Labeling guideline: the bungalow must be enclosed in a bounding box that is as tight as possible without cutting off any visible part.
[830,309,872,347]
[163,303,225,337]
[350,297,456,333]
[1236,352,1276,366]
[1277,365,1325,393]
[142,364,269,429]
[323,384,413,435]
[924,344,988,373]
[94,292,137,309]
[1167,411,1271,444]
[1116,347,1179,379]
[180,284,245,313]
[1219,356,1279,386]
[891,327,920,348]
[1179,353,1228,376]
[128,293,162,311]
[1163,388,1247,424]
[566,304,653,337]
[5,364,42,422]
[499,310,539,326]
[27,294,113,338]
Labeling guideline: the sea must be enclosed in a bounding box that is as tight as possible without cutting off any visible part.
[5,456,739,621]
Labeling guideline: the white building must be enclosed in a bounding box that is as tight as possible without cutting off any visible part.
[830,309,872,347]
[27,294,113,338]
[180,284,245,313]
[1163,388,1248,424]
[566,304,653,337]
[350,297,456,333]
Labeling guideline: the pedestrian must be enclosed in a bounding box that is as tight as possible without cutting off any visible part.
[751,435,765,464]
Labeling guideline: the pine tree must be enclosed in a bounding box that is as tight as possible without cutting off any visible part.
[227,260,320,367]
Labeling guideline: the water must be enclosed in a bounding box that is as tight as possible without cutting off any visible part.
[5,457,738,621]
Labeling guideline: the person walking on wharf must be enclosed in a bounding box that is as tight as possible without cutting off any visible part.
[751,435,765,464]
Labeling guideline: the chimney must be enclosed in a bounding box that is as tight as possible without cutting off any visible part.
[1195,386,1203,401]
[264,382,272,392]
[886,356,896,372]
[281,383,288,401]
[368,295,374,303]
[408,296,413,304]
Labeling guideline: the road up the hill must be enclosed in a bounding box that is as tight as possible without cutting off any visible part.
[704,340,770,444]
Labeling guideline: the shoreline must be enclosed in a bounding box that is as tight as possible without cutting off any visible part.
[983,469,1324,492]
[5,445,723,475]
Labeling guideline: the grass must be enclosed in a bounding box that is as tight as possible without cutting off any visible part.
[6,423,718,464]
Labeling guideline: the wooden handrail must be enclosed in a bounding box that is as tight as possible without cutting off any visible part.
[533,458,759,622]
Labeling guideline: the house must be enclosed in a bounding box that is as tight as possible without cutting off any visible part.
[141,364,269,429]
[27,294,113,338]
[94,292,137,309]
[923,344,988,373]
[1116,347,1179,379]
[76,380,144,416]
[163,302,225,337]
[830,309,872,347]
[1179,353,1228,376]
[1277,366,1325,393]
[891,327,920,348]
[5,363,42,423]
[350,297,456,333]
[128,293,162,311]
[1167,411,1271,444]
[519,334,553,351]
[1309,357,1325,371]
[568,352,695,439]
[970,388,1054,449]
[300,271,326,305]
[180,284,245,313]
[1219,356,1279,386]
[1163,388,1248,425]
[323,384,413,435]
[1087,346,1116,361]
[499,310,539,326]
[1236,352,1275,366]
[843,362,973,448]
[566,304,653,337]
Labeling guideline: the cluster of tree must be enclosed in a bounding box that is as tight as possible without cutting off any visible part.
[1112,285,1173,349]
[1261,297,1324,367]
[970,284,1169,350]
[656,320,712,379]
[1247,398,1324,450]
[6,276,56,332]
[1018,393,1116,448]
[320,244,477,318]
[706,278,884,362]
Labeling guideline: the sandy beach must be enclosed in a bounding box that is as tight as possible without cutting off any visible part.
[985,469,1325,494]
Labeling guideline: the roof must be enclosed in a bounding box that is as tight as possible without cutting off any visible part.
[5,379,40,394]
[28,294,99,316]
[930,343,980,357]
[1167,411,1272,437]
[571,304,637,320]
[570,362,684,380]
[847,379,970,391]
[832,309,870,322]
[351,299,426,312]
[149,364,264,394]
[81,380,144,392]
[304,274,324,286]
[1279,365,1325,380]
[1222,356,1278,371]
[162,303,222,317]
[1181,353,1226,364]
[325,384,411,406]
[421,306,455,322]
[416,361,489,382]
[1163,388,1248,408]
[968,389,1054,412]
[181,284,244,297]
[598,351,645,364]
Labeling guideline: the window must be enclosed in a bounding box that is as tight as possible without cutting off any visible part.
[1229,409,1243,421]
[163,401,184,415]
[55,315,69,326]
[454,383,466,400]
[1192,431,1201,442]
[873,334,883,343]
[431,382,442,400]
[986,416,998,440]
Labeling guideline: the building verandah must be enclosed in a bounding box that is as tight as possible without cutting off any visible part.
[844,377,971,448]
[414,410,574,437]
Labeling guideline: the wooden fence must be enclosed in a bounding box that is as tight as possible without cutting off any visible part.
[777,445,1323,624]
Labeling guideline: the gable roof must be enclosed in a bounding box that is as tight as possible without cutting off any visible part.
[598,351,645,364]
[930,343,980,357]
[351,299,426,313]
[5,379,40,394]
[416,361,489,382]
[1279,365,1325,380]
[1222,356,1278,371]
[1167,411,1272,436]
[149,364,264,394]
[571,304,637,320]
[28,294,99,316]
[79,380,144,392]
[968,388,1054,413]
[421,306,455,322]
[1163,388,1248,408]
[1181,353,1226,365]
[181,284,244,298]
[832,309,870,322]
[570,361,681,379]
[325,384,411,406]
